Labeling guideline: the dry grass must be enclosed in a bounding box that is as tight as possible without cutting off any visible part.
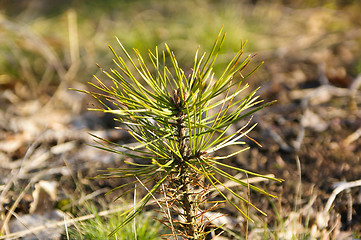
[1,1,361,239]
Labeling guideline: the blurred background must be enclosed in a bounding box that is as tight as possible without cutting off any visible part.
[1,0,360,239]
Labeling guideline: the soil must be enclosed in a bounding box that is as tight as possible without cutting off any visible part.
[1,2,361,239]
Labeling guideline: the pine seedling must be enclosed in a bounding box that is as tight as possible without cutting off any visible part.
[77,30,282,239]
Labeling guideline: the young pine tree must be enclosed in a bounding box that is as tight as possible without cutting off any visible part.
[78,30,282,239]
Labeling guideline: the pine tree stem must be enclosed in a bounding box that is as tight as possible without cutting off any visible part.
[174,89,198,239]
[180,168,195,238]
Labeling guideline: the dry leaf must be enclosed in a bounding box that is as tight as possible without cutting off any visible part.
[29,180,57,214]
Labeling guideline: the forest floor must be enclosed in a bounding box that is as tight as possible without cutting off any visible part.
[1,1,361,239]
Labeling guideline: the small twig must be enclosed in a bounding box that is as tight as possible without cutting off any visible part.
[348,73,361,112]
[324,179,361,213]
[261,122,293,152]
[294,123,305,152]
[294,156,302,211]
[346,189,352,230]
[291,85,358,102]
[73,188,109,207]
[67,9,80,64]
[317,62,329,85]
[0,179,37,236]
[343,127,361,146]
[5,208,40,240]
[161,184,177,238]
[63,213,70,240]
